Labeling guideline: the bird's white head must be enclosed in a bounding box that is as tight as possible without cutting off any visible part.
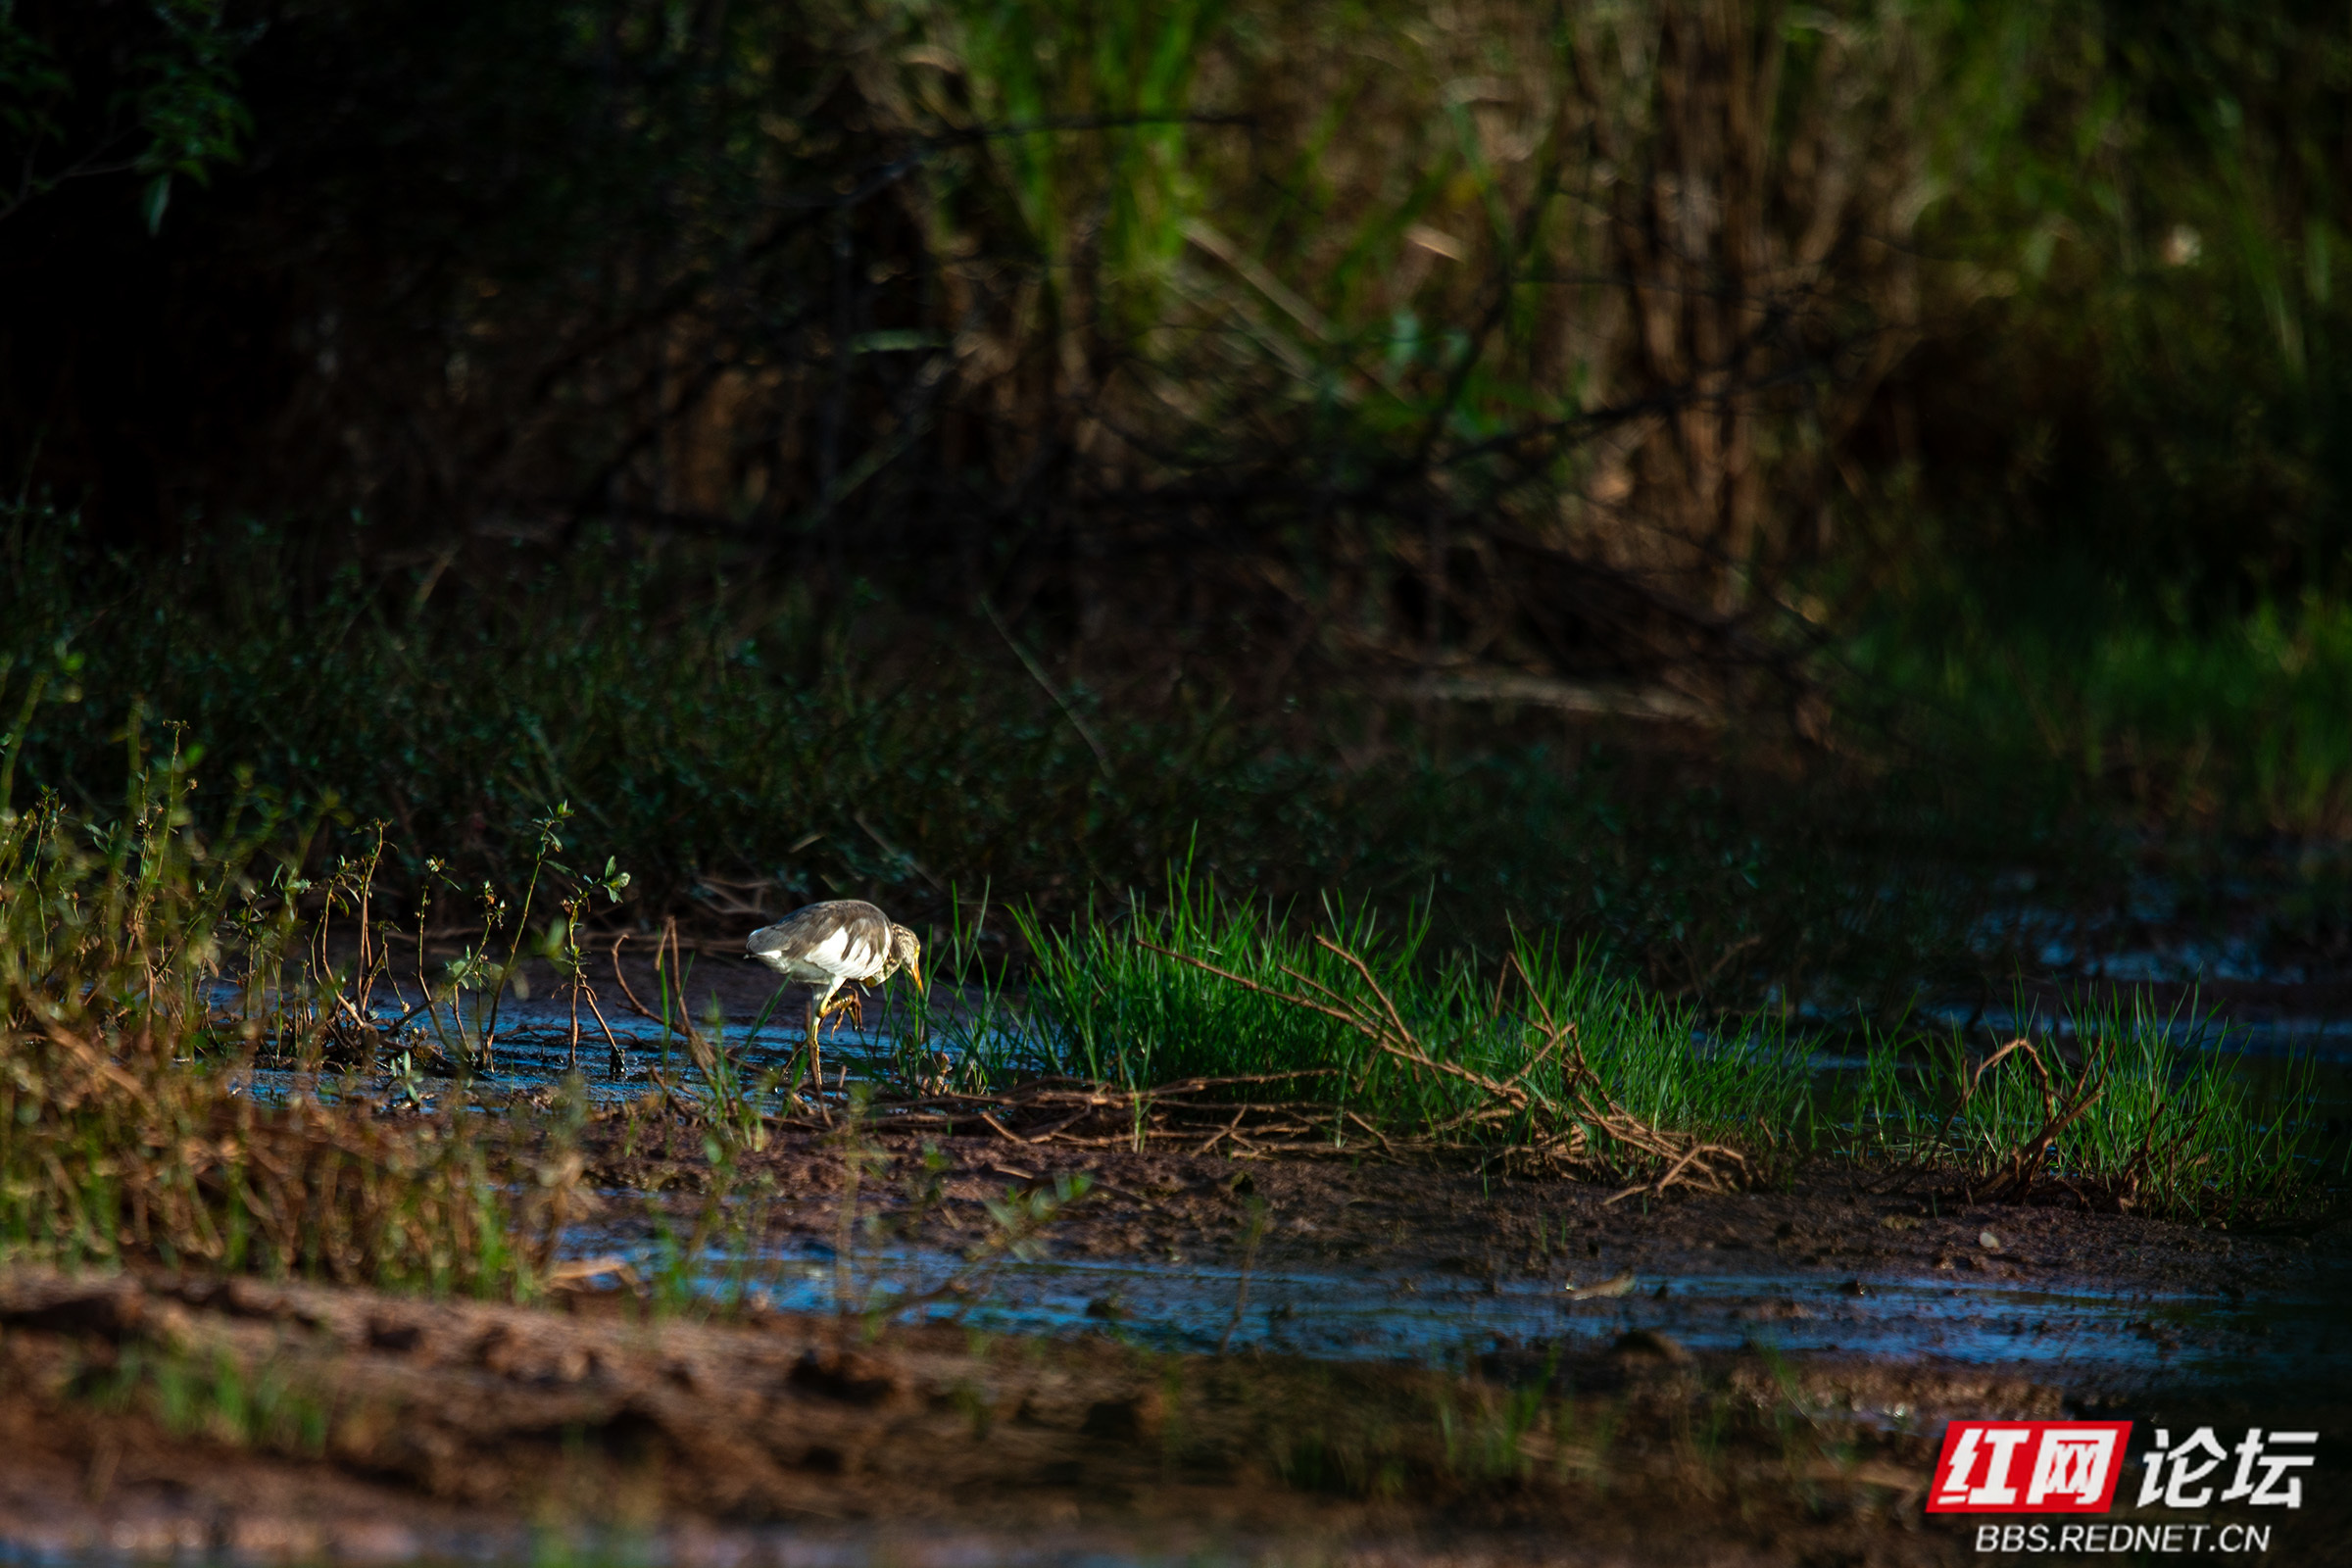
[886,922,923,993]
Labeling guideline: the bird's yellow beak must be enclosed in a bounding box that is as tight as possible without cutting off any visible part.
[907,956,925,994]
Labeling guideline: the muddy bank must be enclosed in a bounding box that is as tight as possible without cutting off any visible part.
[578,1126,2338,1292]
[9,1266,2347,1567]
[572,1126,2352,1390]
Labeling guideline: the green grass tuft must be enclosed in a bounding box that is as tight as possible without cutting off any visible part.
[913,879,2341,1221]
[925,869,1816,1177]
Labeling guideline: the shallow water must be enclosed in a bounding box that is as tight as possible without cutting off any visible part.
[559,1228,2352,1395]
[221,988,926,1108]
[233,979,2352,1100]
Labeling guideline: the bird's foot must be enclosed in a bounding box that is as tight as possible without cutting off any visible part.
[817,991,866,1036]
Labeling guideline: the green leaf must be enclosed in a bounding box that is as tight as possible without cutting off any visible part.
[848,329,946,354]
[141,172,171,235]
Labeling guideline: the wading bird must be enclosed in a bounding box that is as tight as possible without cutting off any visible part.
[746,900,923,1110]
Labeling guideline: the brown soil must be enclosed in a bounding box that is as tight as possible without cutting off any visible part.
[578,1121,2342,1305]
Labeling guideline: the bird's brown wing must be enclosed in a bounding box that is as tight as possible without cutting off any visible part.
[747,900,891,970]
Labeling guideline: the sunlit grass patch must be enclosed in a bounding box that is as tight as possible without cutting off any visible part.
[901,880,2342,1222]
[1834,993,2344,1228]
[916,872,1813,1186]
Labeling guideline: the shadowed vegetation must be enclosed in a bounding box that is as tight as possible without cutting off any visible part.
[2,1,2345,842]
[0,508,2062,1010]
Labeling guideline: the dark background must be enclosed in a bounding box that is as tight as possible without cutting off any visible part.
[3,0,2347,1004]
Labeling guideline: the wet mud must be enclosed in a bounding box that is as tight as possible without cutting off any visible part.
[7,1265,2347,1567]
[574,1127,2352,1394]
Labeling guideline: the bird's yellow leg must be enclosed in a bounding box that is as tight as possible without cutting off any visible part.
[803,990,869,1123]
[801,997,828,1122]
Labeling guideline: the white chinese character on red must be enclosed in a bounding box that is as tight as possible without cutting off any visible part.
[2136,1427,2230,1508]
[2028,1428,2121,1507]
[1937,1426,2036,1506]
[2220,1429,2316,1509]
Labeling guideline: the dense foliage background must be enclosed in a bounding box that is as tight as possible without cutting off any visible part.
[1,0,2346,999]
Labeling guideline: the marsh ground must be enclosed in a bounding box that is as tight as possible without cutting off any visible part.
[4,1135,2346,1565]
[3,1189,2347,1566]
